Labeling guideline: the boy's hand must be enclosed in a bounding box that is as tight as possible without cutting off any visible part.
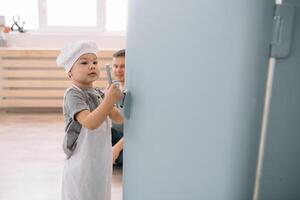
[104,83,122,104]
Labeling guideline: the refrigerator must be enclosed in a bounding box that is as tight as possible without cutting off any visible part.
[122,0,300,199]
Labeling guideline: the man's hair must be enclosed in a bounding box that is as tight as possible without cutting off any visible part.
[113,49,125,58]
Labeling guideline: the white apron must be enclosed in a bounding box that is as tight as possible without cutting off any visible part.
[62,117,112,200]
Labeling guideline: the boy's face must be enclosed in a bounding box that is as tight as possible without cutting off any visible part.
[112,56,125,83]
[69,53,100,87]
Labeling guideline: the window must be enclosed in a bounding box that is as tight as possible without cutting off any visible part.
[0,0,39,29]
[46,0,97,27]
[0,0,127,33]
[106,0,128,31]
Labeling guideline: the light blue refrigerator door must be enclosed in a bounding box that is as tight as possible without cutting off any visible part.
[260,0,300,199]
[124,0,274,199]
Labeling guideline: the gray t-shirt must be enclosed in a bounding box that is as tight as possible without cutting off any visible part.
[62,85,104,159]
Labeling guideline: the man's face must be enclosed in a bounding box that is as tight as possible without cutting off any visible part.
[112,56,125,83]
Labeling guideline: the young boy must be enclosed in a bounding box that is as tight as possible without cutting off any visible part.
[111,49,125,166]
[57,40,123,200]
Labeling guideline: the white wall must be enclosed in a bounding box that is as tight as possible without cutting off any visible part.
[4,32,126,49]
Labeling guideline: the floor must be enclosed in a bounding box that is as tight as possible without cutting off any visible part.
[0,112,122,200]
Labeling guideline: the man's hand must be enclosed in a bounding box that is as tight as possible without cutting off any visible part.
[112,138,123,164]
[112,145,121,164]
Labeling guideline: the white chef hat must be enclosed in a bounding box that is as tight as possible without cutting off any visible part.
[57,40,99,72]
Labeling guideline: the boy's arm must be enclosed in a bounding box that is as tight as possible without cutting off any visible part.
[76,84,122,130]
[76,97,115,130]
[109,107,124,124]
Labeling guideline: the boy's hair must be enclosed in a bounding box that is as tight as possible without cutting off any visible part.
[113,49,125,58]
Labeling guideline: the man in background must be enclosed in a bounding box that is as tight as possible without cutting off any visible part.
[111,49,125,166]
